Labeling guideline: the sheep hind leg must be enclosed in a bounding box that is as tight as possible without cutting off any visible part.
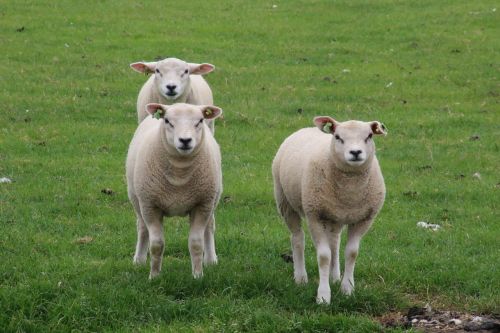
[308,218,332,304]
[329,225,343,283]
[131,195,148,265]
[203,213,218,266]
[133,214,149,265]
[276,189,307,284]
[341,218,374,295]
[287,212,308,284]
[189,209,212,279]
[142,207,164,279]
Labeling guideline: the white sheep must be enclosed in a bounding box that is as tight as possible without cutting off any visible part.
[126,102,223,279]
[272,116,387,304]
[130,57,216,132]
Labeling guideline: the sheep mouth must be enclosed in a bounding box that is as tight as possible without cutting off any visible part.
[177,146,193,153]
[166,92,178,97]
[347,158,365,165]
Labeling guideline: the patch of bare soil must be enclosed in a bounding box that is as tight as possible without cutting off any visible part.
[377,304,500,332]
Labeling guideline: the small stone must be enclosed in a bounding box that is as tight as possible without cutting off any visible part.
[0,177,12,183]
[449,318,462,325]
[75,236,93,244]
[281,253,293,263]
[471,316,482,323]
[101,188,114,195]
[472,172,481,180]
[407,306,426,318]
[57,281,63,288]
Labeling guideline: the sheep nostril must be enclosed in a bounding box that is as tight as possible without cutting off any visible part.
[350,150,362,157]
[166,85,177,91]
[179,138,192,146]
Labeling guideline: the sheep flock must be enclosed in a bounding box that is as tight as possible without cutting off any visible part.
[126,57,388,304]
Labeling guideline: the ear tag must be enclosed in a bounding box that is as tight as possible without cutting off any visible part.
[204,109,213,117]
[153,110,162,119]
[322,122,333,133]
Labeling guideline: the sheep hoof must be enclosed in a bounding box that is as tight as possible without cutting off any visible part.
[294,274,308,284]
[192,271,204,279]
[316,285,331,304]
[203,256,218,266]
[133,256,147,265]
[316,294,331,305]
[340,281,354,295]
[149,270,160,280]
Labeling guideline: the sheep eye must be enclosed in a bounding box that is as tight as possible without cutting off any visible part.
[164,118,174,127]
[365,133,373,142]
[184,69,189,74]
[195,119,203,127]
[335,135,344,144]
[155,69,160,73]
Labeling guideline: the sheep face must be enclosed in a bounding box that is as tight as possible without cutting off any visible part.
[314,117,387,169]
[130,58,214,100]
[146,103,222,155]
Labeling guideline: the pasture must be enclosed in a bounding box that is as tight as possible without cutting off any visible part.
[0,0,498,331]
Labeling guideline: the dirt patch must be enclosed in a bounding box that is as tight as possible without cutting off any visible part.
[377,305,500,332]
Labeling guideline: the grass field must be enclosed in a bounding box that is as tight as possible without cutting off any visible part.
[1,0,499,332]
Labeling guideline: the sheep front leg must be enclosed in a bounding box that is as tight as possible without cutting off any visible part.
[189,209,211,279]
[309,218,332,304]
[142,207,164,279]
[203,213,218,265]
[341,218,374,295]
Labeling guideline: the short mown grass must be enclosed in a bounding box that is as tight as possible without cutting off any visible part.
[1,0,498,332]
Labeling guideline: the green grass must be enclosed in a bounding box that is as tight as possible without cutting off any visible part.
[1,0,499,331]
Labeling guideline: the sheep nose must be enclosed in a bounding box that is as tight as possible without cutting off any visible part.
[350,150,362,157]
[179,138,192,146]
[166,84,177,92]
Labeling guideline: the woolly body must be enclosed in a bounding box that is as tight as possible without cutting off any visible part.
[272,119,386,304]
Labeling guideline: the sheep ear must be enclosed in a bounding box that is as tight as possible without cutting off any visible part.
[200,105,222,120]
[188,63,215,75]
[145,103,168,119]
[370,121,387,136]
[130,62,156,74]
[314,116,337,134]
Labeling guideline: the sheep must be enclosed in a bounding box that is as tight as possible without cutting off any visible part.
[130,57,216,132]
[126,102,223,279]
[272,116,387,304]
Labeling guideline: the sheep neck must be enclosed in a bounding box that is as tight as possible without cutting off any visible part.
[155,124,206,187]
[329,160,372,205]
